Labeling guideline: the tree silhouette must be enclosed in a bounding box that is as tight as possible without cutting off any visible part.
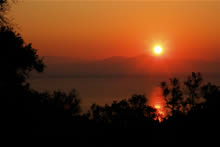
[0,0,7,25]
[89,94,157,128]
[0,0,15,26]
[0,27,44,87]
[200,82,220,117]
[161,78,184,115]
[0,26,45,123]
[185,72,203,107]
[161,72,205,115]
[129,94,146,110]
[49,89,81,116]
[0,1,45,135]
[160,72,219,144]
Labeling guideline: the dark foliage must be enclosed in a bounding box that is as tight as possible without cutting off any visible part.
[28,73,219,145]
[0,0,15,26]
[0,27,44,86]
[31,89,82,136]
[0,1,45,135]
[160,72,219,144]
[89,94,157,127]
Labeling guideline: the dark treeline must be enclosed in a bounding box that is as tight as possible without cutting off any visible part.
[1,0,219,144]
[29,73,219,144]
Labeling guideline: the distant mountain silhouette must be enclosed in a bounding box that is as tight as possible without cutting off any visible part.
[33,55,220,78]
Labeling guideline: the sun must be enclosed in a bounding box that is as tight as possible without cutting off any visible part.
[153,45,163,55]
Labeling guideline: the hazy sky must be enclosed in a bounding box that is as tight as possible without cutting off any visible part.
[9,0,220,60]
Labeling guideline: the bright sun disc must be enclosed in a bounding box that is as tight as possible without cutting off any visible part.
[153,45,163,55]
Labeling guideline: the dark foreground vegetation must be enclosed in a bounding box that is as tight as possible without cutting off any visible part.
[30,73,219,144]
[1,0,219,144]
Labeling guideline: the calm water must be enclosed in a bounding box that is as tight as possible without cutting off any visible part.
[30,74,220,111]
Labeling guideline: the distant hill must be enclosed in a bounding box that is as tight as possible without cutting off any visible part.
[32,55,220,78]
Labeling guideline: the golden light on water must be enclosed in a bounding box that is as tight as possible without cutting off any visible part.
[154,104,161,109]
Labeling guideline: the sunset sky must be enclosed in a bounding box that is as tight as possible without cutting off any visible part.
[9,0,220,61]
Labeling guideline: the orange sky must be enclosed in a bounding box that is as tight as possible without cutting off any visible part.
[9,0,220,60]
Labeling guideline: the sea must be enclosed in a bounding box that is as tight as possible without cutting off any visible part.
[29,73,220,112]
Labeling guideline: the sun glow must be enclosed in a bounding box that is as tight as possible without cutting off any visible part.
[154,104,164,115]
[153,45,163,55]
[154,104,165,122]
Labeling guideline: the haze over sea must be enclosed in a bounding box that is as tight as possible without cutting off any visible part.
[29,56,220,112]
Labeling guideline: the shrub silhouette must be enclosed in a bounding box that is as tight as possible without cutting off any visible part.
[89,94,157,128]
[31,89,82,136]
